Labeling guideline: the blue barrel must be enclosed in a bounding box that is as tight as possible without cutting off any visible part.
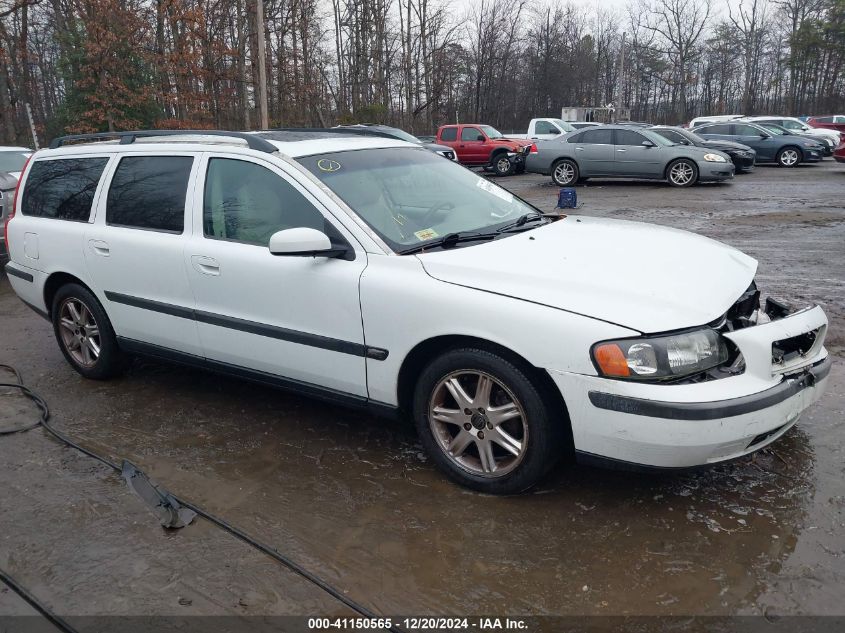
[557,187,577,209]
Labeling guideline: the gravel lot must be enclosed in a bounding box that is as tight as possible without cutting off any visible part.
[1,160,843,627]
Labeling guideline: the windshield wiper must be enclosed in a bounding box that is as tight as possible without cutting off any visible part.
[399,231,498,255]
[496,212,552,233]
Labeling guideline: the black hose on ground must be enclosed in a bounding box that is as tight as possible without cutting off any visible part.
[0,364,400,631]
[0,567,81,633]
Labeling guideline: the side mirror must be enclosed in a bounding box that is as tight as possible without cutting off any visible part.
[641,140,656,148]
[269,227,349,259]
[476,135,485,141]
[760,133,771,139]
[680,139,691,145]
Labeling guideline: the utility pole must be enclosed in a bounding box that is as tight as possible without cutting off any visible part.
[616,32,626,123]
[256,0,269,129]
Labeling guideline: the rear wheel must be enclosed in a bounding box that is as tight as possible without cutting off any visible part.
[777,146,801,167]
[551,159,579,186]
[412,348,561,494]
[666,159,698,187]
[52,283,124,379]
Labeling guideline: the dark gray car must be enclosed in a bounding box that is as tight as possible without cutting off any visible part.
[692,121,824,167]
[525,126,735,187]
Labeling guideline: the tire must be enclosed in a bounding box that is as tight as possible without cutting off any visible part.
[776,146,802,167]
[51,283,124,380]
[412,347,562,494]
[666,158,699,187]
[551,159,579,186]
[491,153,514,176]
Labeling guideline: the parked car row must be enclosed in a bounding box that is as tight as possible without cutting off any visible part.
[0,145,33,261]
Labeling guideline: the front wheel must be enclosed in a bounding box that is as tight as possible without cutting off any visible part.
[666,159,698,187]
[492,153,514,176]
[777,146,801,167]
[52,283,124,379]
[551,159,579,186]
[412,348,562,494]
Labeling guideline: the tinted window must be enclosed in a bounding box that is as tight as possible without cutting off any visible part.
[698,124,732,135]
[653,130,685,143]
[461,127,483,141]
[439,127,457,142]
[815,117,833,123]
[782,120,804,130]
[106,156,192,232]
[203,158,324,246]
[733,124,761,136]
[22,158,108,221]
[615,129,647,145]
[579,129,613,144]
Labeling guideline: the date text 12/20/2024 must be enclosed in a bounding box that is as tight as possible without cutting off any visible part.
[308,618,529,630]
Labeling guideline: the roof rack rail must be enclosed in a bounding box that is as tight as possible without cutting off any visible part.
[48,130,278,153]
[268,127,398,140]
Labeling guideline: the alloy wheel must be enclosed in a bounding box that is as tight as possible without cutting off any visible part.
[780,149,799,166]
[58,298,101,367]
[496,157,512,174]
[553,162,575,185]
[669,161,695,185]
[428,370,528,477]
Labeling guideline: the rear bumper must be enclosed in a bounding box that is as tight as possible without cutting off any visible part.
[550,305,830,468]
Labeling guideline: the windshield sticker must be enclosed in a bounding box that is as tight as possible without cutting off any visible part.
[317,159,342,172]
[414,228,439,241]
[476,178,514,203]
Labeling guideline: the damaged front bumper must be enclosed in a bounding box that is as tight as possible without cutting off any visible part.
[551,304,830,469]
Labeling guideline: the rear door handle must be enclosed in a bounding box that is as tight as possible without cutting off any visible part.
[575,147,585,151]
[88,239,110,256]
[191,255,220,276]
[616,149,627,152]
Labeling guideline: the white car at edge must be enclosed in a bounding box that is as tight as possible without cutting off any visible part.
[2,130,830,493]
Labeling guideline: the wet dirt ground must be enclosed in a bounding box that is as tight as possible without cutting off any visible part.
[1,161,843,626]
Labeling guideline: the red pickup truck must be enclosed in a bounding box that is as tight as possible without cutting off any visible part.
[435,124,533,176]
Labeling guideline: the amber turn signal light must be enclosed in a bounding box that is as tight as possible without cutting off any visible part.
[593,343,631,377]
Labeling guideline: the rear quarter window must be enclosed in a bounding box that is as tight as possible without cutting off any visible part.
[22,157,109,221]
[439,127,458,142]
[106,156,193,233]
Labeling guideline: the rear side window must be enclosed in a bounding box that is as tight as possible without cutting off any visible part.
[22,158,108,221]
[106,156,193,233]
[439,127,457,142]
[614,129,646,146]
[579,129,613,144]
[699,124,732,135]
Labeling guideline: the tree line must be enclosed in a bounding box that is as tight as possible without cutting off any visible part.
[0,0,843,145]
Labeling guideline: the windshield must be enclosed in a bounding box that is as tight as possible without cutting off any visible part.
[480,125,504,139]
[551,119,576,133]
[299,148,540,253]
[0,151,31,172]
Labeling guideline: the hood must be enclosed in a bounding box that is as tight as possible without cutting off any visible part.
[493,137,533,148]
[700,139,754,152]
[417,216,757,334]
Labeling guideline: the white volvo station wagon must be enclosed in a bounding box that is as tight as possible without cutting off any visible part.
[3,130,830,493]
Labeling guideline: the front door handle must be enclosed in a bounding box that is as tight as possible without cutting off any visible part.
[616,149,627,152]
[191,255,220,276]
[88,239,110,257]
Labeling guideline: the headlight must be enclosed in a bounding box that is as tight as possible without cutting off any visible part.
[592,329,729,381]
[703,153,727,162]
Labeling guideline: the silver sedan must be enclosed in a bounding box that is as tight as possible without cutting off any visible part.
[525,125,735,187]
